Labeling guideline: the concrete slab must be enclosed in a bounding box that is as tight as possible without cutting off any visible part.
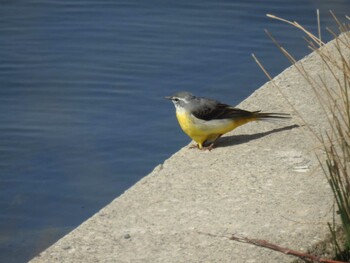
[30,33,350,263]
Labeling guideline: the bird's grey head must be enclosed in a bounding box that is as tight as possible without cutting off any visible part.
[165,91,196,111]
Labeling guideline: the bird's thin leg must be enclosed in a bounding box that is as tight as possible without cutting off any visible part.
[200,135,223,151]
[200,144,214,151]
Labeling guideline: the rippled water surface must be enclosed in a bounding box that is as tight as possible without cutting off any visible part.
[1,1,349,262]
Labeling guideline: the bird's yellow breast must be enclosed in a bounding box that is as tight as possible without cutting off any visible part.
[175,110,255,147]
[176,111,196,135]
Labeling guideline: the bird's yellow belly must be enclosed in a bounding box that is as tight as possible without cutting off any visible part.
[176,111,253,147]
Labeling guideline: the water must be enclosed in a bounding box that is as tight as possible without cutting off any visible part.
[0,1,349,262]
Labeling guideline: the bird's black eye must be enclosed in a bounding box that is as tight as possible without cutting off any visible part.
[173,98,179,102]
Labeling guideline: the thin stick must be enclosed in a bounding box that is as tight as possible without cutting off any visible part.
[230,234,345,263]
[317,9,322,44]
[267,13,325,47]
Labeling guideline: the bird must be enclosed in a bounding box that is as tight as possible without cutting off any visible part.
[166,91,290,150]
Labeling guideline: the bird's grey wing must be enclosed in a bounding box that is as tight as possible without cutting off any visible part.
[192,100,257,121]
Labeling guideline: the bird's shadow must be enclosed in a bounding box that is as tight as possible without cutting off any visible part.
[214,124,299,148]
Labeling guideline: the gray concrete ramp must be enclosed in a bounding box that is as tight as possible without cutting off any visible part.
[30,34,349,262]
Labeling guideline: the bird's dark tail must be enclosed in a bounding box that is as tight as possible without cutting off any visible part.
[254,111,291,121]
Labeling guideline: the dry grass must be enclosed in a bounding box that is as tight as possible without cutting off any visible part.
[254,11,350,260]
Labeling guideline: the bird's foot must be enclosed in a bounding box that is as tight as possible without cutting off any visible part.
[189,144,199,149]
[189,143,214,151]
[200,143,214,151]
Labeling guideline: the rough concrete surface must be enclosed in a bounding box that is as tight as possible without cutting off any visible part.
[30,34,350,262]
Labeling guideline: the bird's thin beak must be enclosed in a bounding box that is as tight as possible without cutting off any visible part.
[165,96,172,100]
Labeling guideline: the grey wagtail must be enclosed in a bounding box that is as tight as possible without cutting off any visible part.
[166,91,290,150]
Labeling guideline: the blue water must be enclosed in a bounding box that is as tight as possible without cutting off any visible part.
[1,1,349,262]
